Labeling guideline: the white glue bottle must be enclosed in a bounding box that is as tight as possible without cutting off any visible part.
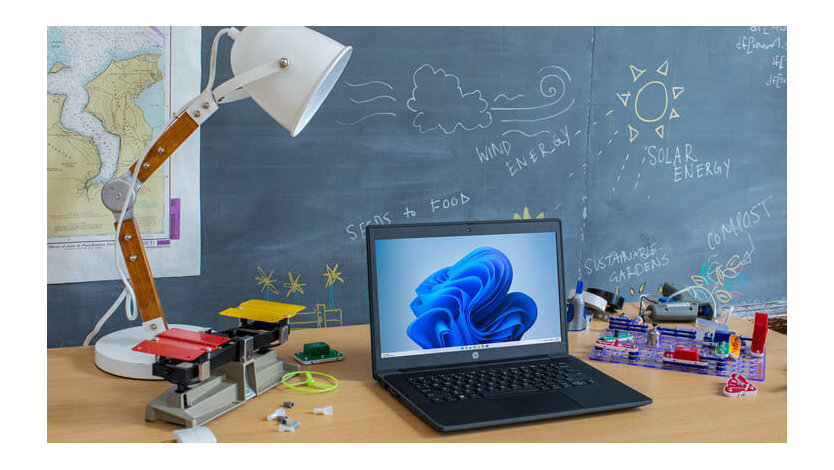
[567,280,587,331]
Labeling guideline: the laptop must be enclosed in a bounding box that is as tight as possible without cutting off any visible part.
[366,219,651,431]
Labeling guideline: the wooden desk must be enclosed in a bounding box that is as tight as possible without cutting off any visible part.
[47,311,786,442]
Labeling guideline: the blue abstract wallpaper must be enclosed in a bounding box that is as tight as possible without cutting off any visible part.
[375,232,562,355]
[408,247,537,348]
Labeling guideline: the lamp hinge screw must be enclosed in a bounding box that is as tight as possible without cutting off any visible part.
[150,324,158,331]
[142,162,151,169]
[280,58,289,69]
[129,254,138,262]
[193,110,201,118]
[202,102,210,109]
[157,147,166,154]
[123,234,133,241]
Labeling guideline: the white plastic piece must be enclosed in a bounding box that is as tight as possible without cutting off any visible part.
[267,407,287,420]
[278,420,300,432]
[313,405,333,416]
[172,426,217,443]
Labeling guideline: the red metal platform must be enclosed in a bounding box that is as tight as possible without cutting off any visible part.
[132,328,230,361]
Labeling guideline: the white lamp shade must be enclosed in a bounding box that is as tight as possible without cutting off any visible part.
[230,26,352,136]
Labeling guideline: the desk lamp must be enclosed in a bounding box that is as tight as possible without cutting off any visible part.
[94,26,352,379]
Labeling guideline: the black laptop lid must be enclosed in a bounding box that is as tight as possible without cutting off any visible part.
[366,219,569,377]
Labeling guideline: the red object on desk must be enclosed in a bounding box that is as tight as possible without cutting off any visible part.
[132,328,230,361]
[751,312,769,355]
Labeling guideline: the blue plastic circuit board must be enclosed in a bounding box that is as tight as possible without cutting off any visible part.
[588,320,766,382]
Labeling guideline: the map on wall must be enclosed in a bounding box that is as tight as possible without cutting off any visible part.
[47,26,202,284]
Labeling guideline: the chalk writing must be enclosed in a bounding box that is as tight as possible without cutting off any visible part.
[644,142,731,183]
[706,196,773,251]
[736,34,784,55]
[584,242,671,284]
[430,192,470,213]
[735,27,787,91]
[345,212,392,240]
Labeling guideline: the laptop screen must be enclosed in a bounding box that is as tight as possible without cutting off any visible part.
[374,231,563,360]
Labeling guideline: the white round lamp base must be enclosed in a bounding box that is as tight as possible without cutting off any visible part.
[94,324,206,380]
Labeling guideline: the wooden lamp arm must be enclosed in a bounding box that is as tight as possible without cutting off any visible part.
[103,111,200,326]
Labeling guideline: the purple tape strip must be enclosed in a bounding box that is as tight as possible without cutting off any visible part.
[170,198,181,240]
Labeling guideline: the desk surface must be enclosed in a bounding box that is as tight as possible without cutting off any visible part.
[47,309,786,442]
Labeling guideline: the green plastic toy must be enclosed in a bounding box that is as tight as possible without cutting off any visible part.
[281,370,338,393]
[293,342,344,365]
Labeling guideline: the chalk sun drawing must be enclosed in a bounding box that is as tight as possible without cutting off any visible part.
[406,64,492,134]
[608,60,686,194]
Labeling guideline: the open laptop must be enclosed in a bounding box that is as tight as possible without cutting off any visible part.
[366,219,651,431]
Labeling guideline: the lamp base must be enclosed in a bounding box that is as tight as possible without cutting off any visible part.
[94,324,206,380]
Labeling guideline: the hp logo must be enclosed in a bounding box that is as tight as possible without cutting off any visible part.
[472,351,479,359]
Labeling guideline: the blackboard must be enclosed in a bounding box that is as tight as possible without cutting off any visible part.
[47,26,786,347]
[583,27,787,306]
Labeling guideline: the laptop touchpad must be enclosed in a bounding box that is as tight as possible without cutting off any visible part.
[494,391,582,415]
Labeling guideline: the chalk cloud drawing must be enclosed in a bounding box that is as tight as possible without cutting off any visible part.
[337,63,579,139]
[406,64,492,134]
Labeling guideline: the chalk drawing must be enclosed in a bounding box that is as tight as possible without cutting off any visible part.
[335,113,397,126]
[323,263,344,308]
[284,272,306,304]
[254,266,280,301]
[350,95,397,105]
[604,60,687,194]
[513,206,545,220]
[344,80,394,89]
[691,254,748,304]
[406,64,492,134]
[495,66,575,124]
[501,129,551,138]
[336,80,398,127]
[291,303,344,329]
[616,59,684,144]
[494,93,525,102]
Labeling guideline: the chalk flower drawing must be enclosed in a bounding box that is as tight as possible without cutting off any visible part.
[255,266,280,300]
[691,254,747,304]
[406,64,492,134]
[513,206,545,220]
[284,272,306,298]
[407,247,537,348]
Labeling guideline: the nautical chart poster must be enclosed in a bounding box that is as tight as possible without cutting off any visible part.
[47,26,201,284]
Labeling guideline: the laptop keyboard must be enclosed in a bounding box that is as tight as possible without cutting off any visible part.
[407,360,595,403]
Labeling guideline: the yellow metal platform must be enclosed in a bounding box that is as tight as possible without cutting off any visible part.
[219,300,305,323]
